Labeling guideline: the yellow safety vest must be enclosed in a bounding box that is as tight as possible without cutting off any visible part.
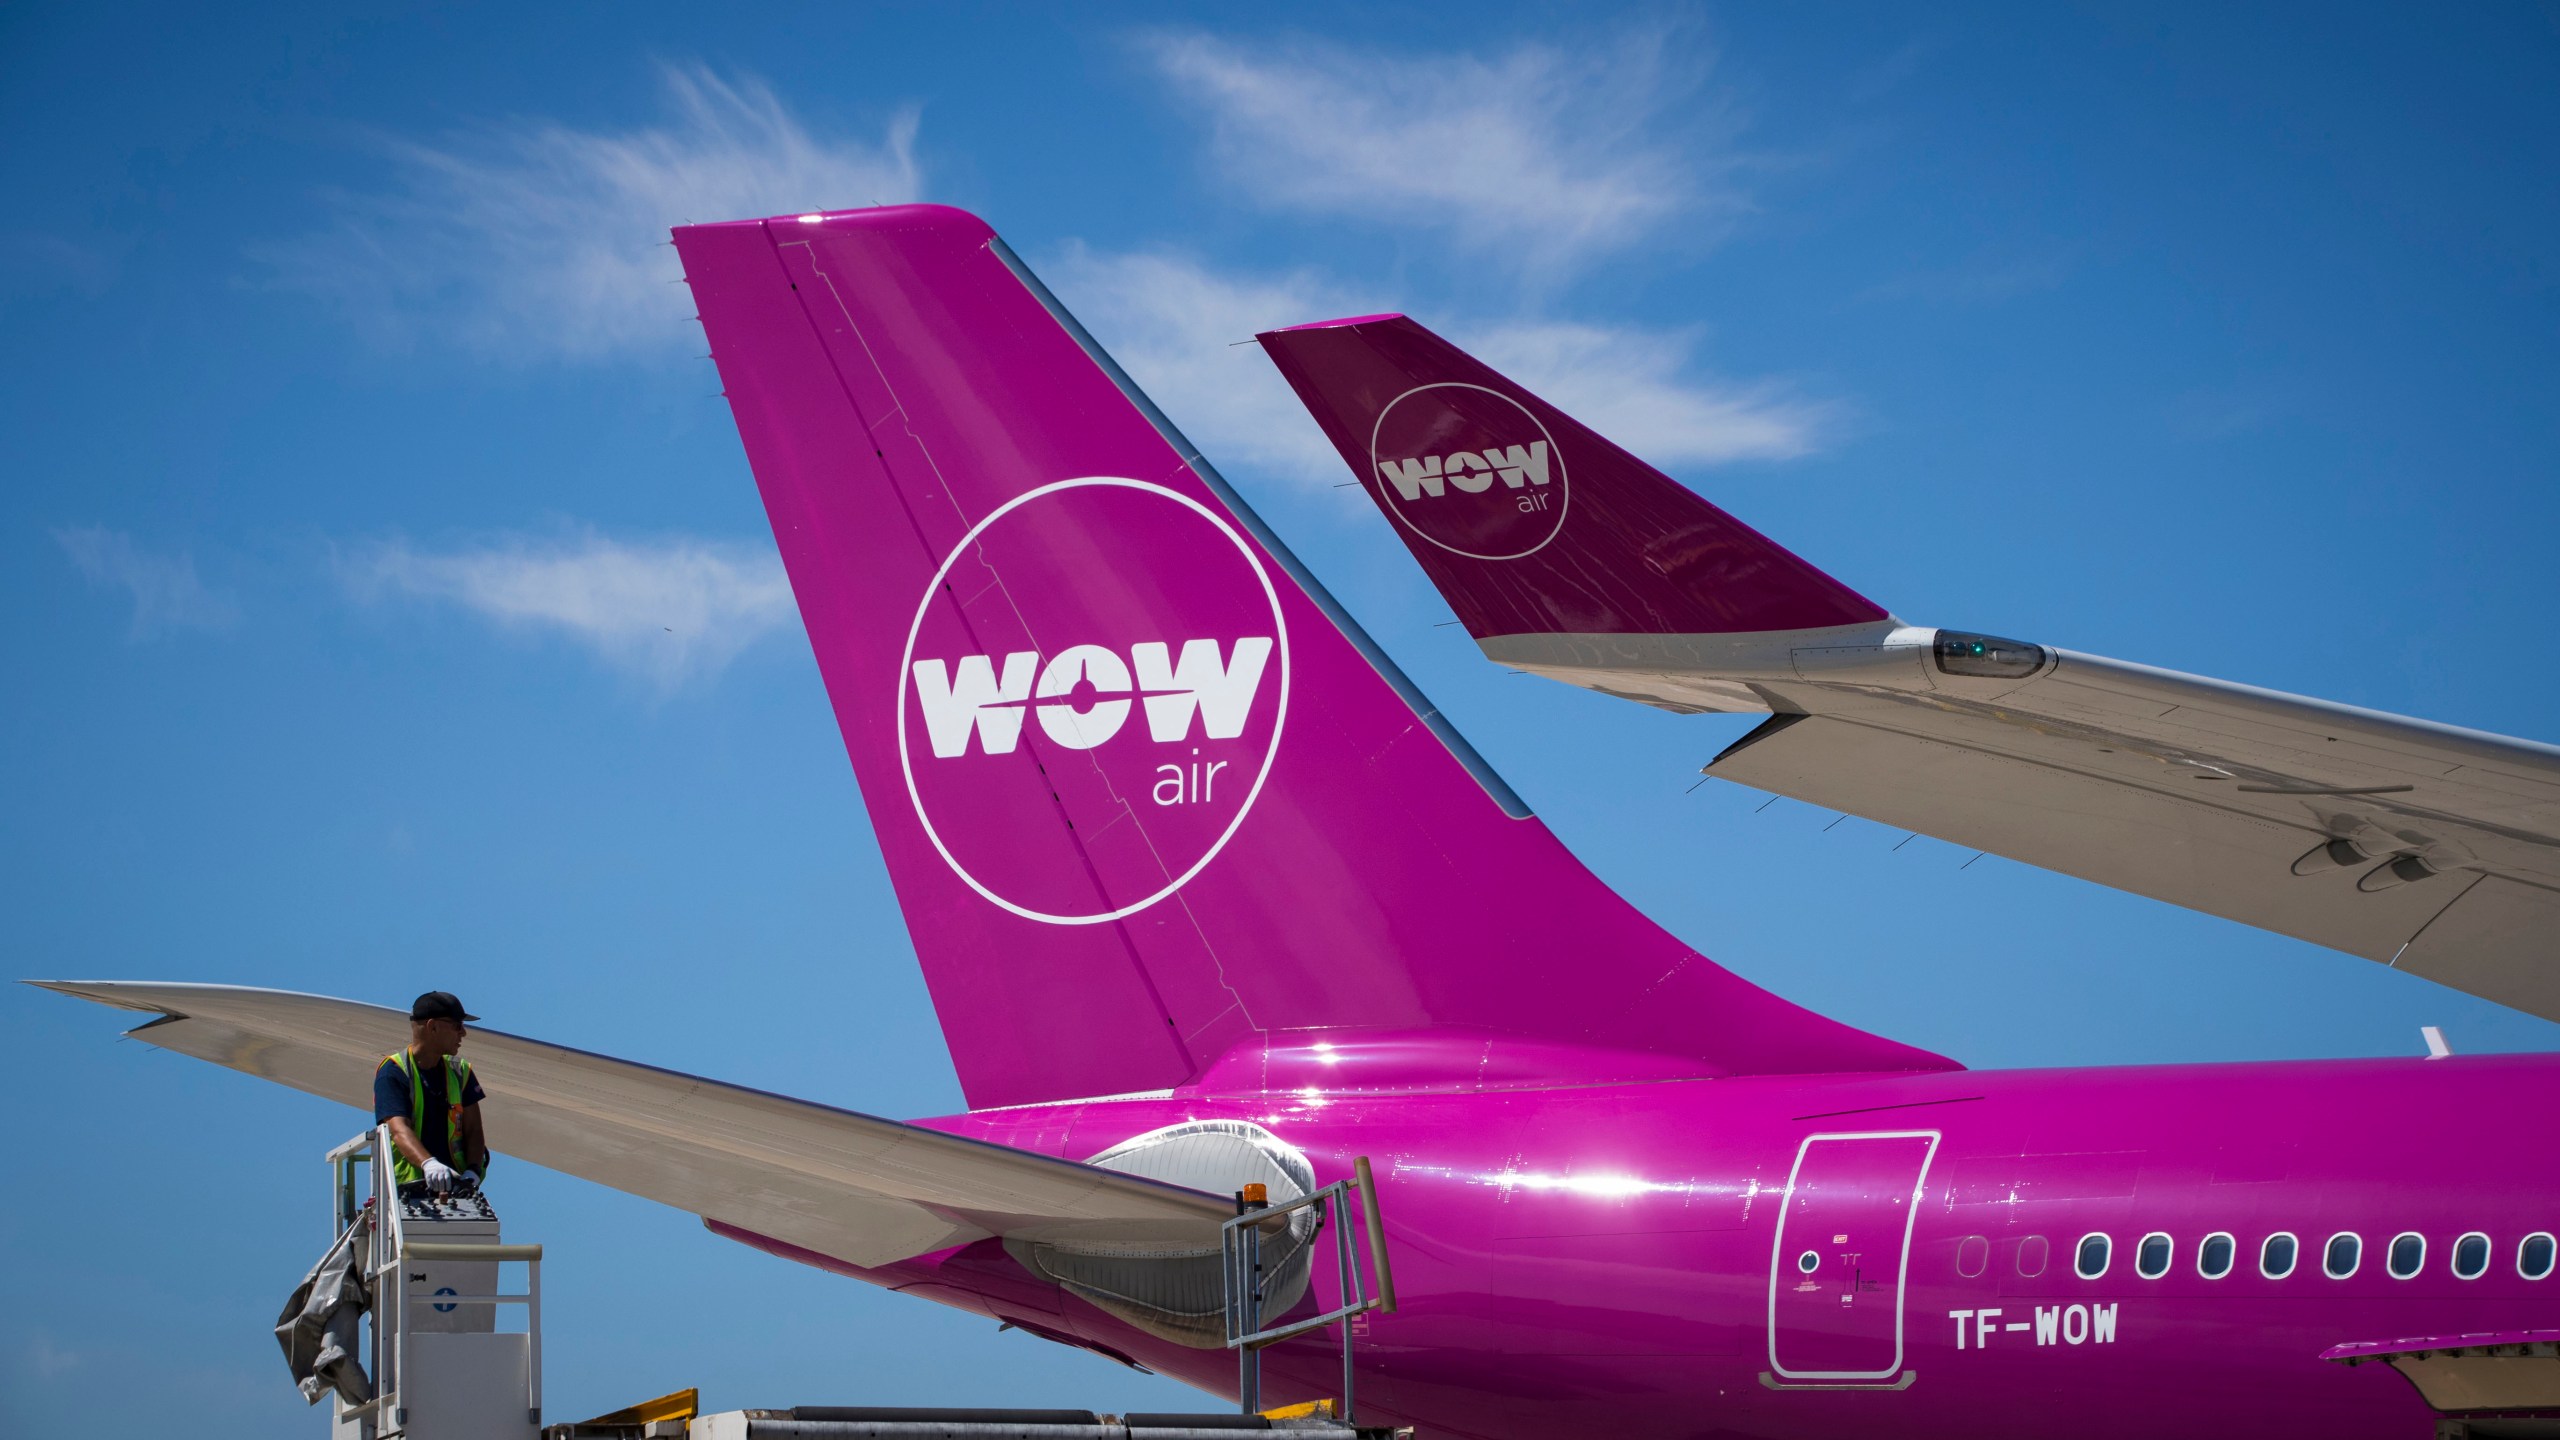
[384,1049,483,1186]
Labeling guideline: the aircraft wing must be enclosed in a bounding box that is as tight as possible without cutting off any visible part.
[32,980,1230,1266]
[1258,314,2560,1022]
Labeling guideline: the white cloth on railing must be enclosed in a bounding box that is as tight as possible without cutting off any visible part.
[275,1210,374,1406]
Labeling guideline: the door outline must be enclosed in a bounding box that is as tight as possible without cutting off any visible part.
[1764,1129,1942,1382]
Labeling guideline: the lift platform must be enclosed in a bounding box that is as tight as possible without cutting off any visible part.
[309,1129,1404,1440]
[317,1127,544,1440]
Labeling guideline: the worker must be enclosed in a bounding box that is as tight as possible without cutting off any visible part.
[374,991,490,1196]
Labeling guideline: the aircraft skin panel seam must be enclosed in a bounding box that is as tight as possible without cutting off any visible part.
[1704,715,2477,967]
[1720,690,2560,872]
[2389,869,2494,967]
[1708,712,2350,841]
[2045,649,2560,771]
[747,221,1201,1093]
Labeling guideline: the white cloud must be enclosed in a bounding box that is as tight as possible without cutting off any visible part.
[262,65,921,360]
[1042,244,1380,480]
[53,527,241,638]
[1143,29,1730,277]
[342,531,795,691]
[1471,322,1827,465]
[1043,248,1823,487]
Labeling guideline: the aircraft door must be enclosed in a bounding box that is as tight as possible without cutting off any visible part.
[1766,1130,1940,1384]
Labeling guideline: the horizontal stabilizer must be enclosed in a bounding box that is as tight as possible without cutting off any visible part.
[31,981,1228,1267]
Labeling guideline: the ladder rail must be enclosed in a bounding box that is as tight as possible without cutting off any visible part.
[1221,1158,1396,1425]
[377,1123,407,1435]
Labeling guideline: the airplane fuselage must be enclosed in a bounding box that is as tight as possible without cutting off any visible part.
[724,1042,2559,1439]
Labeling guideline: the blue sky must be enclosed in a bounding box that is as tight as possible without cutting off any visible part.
[7,3,2557,1432]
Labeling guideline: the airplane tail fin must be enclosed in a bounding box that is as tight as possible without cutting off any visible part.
[1256,314,1893,645]
[677,208,1949,1109]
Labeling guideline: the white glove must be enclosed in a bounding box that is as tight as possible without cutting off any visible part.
[422,1158,459,1194]
[461,1170,481,1191]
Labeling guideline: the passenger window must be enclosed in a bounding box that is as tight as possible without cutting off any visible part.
[1956,1235,1990,1278]
[2198,1232,2235,1279]
[2136,1232,2173,1279]
[2016,1234,2049,1278]
[2452,1233,2490,1281]
[2521,1233,2556,1281]
[2387,1233,2426,1280]
[2075,1233,2112,1280]
[2261,1232,2299,1279]
[2325,1232,2363,1279]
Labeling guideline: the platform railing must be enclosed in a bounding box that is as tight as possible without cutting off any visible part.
[326,1124,542,1436]
[1223,1155,1396,1424]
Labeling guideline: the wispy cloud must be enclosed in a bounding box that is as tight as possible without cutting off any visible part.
[1045,248,1824,486]
[28,1334,84,1380]
[340,531,795,691]
[53,527,241,638]
[261,65,921,360]
[1096,31,1821,474]
[1043,245,1379,479]
[1141,29,1732,277]
[1471,322,1828,464]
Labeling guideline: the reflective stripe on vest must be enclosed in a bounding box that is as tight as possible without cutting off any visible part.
[385,1048,479,1186]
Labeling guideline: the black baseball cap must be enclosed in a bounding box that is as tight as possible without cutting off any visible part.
[410,991,479,1024]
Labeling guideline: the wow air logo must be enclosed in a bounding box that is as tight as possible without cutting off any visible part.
[1368,382,1568,561]
[897,477,1290,926]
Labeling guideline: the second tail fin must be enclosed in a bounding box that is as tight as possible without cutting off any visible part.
[1258,314,1892,644]
[679,208,1949,1109]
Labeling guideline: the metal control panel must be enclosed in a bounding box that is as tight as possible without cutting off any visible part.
[399,1190,501,1336]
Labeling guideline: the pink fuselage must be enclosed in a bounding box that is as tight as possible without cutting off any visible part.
[721,1040,2558,1439]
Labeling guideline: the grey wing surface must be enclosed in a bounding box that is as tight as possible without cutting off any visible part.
[1647,633,2560,1020]
[1482,621,2560,1023]
[32,980,1227,1267]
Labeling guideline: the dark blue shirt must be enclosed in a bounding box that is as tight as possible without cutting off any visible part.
[373,1053,486,1168]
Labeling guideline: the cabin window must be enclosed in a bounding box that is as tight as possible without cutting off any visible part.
[2387,1233,2426,1280]
[2521,1233,2556,1281]
[2198,1232,2235,1279]
[2016,1234,2049,1278]
[2452,1233,2490,1280]
[1956,1235,1990,1278]
[2261,1232,2299,1279]
[2324,1232,2363,1279]
[2136,1232,2173,1279]
[2075,1232,2112,1280]
[1796,1249,1821,1275]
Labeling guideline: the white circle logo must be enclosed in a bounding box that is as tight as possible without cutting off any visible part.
[896,477,1290,925]
[1367,383,1569,561]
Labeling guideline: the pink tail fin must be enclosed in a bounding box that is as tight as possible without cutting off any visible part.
[1258,314,1890,640]
[678,207,1949,1108]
